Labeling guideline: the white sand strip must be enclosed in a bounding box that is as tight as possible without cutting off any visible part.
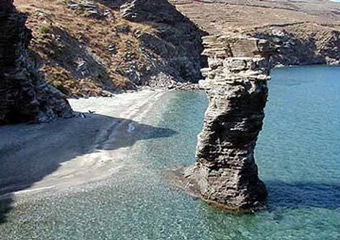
[0,90,167,197]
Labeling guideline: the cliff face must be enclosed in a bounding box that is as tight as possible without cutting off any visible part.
[182,35,274,212]
[253,27,340,66]
[15,0,206,97]
[120,0,206,87]
[0,0,72,125]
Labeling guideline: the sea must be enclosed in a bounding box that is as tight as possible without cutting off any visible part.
[0,65,339,240]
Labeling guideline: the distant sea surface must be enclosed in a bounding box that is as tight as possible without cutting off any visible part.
[1,65,339,240]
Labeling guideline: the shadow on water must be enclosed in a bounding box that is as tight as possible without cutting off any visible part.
[267,181,340,210]
[0,112,177,224]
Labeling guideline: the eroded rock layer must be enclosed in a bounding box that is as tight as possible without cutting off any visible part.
[183,35,274,212]
[0,0,72,125]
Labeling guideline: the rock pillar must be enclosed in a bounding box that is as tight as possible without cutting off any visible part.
[184,35,275,212]
[0,0,72,125]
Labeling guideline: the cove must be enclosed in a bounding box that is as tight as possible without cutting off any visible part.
[0,65,339,240]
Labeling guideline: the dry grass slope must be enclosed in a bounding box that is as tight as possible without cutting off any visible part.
[15,0,159,97]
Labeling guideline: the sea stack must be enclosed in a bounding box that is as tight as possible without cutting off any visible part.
[183,34,275,212]
[0,0,72,125]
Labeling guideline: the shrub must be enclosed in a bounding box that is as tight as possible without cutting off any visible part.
[39,25,51,34]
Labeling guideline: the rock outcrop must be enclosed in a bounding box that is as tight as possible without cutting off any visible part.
[120,0,207,87]
[0,0,72,125]
[182,35,274,212]
[120,0,184,23]
[253,27,340,67]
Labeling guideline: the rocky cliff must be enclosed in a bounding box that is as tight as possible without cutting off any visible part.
[119,0,206,87]
[15,0,206,97]
[180,35,274,212]
[252,27,340,66]
[0,0,72,125]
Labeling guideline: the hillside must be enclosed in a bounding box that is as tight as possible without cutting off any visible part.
[13,0,340,98]
[172,0,340,66]
[15,0,206,97]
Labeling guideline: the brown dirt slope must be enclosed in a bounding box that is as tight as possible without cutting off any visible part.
[15,0,206,97]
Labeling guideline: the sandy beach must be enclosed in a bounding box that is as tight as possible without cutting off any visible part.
[0,90,170,198]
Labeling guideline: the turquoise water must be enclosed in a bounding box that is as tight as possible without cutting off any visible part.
[1,66,340,239]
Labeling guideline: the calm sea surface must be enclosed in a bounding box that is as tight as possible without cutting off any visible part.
[1,65,339,239]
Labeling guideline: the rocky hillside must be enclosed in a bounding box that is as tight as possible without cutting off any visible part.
[0,0,72,125]
[172,0,340,67]
[15,0,206,97]
[12,0,340,101]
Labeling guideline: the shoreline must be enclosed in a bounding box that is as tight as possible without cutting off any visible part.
[0,89,168,199]
[1,65,339,200]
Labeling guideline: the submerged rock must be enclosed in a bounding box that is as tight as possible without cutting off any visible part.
[0,0,72,125]
[182,35,275,212]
